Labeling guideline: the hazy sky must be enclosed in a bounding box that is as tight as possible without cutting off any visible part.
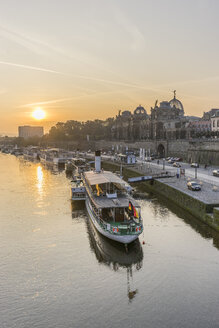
[1,0,219,134]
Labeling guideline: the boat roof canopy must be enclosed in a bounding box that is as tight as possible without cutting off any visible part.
[93,195,140,209]
[84,170,125,186]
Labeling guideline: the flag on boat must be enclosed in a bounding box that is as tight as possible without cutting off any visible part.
[96,184,103,196]
[129,202,132,211]
[128,201,139,218]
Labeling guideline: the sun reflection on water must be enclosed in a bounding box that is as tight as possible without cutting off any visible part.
[36,165,44,194]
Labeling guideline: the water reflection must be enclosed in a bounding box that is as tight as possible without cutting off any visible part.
[71,200,86,214]
[79,207,143,301]
[36,165,44,193]
[150,194,219,250]
[40,162,65,175]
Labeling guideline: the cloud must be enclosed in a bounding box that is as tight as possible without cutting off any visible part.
[0,60,65,75]
[0,24,117,76]
[0,58,167,96]
[19,97,77,108]
[18,88,143,109]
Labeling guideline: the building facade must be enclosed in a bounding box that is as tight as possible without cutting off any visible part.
[111,106,151,141]
[211,110,219,132]
[188,120,211,133]
[112,92,190,141]
[18,126,44,139]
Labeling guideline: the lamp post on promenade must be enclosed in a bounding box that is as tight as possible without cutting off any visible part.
[195,166,198,179]
[163,158,165,171]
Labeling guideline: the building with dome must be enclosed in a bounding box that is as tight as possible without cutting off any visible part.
[111,105,151,140]
[150,92,189,140]
[111,92,190,141]
[169,90,184,117]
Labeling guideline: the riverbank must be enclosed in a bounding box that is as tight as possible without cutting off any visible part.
[101,161,219,232]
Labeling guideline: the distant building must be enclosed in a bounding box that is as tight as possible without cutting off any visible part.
[211,110,219,132]
[111,91,190,142]
[188,120,211,133]
[202,108,219,120]
[150,93,188,140]
[18,126,44,139]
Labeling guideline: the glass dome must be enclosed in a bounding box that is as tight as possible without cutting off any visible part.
[169,98,184,112]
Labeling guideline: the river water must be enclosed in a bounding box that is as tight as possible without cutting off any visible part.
[1,153,219,328]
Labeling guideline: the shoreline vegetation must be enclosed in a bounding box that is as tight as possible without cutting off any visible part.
[1,117,219,147]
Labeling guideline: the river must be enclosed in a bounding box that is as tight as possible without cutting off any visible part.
[1,153,219,328]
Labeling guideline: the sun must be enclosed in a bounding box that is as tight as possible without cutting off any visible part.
[32,108,46,120]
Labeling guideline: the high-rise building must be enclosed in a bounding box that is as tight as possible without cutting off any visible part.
[18,126,44,139]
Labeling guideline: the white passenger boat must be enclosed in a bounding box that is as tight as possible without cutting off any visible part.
[23,146,40,160]
[40,148,73,165]
[82,151,143,245]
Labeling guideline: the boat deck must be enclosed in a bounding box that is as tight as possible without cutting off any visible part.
[91,194,139,209]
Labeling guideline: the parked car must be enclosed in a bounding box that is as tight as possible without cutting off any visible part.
[173,157,183,162]
[187,181,201,191]
[213,169,219,177]
[173,162,181,167]
[168,158,174,164]
[178,157,183,162]
[191,163,199,168]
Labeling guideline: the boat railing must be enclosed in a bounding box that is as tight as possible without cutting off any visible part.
[91,204,142,236]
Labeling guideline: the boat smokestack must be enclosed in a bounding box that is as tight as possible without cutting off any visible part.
[95,150,101,172]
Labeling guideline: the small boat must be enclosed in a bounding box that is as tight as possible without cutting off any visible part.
[72,157,90,174]
[82,151,143,245]
[1,148,10,154]
[11,146,23,156]
[71,186,86,201]
[65,160,74,174]
[40,148,73,166]
[23,146,40,160]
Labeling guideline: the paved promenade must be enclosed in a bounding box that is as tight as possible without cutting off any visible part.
[158,176,219,204]
[141,160,219,186]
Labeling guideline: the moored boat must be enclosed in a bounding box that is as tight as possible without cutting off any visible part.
[23,146,40,160]
[40,148,73,166]
[82,151,143,245]
[71,157,90,174]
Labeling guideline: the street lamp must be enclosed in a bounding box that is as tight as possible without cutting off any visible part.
[163,158,165,170]
[195,166,197,179]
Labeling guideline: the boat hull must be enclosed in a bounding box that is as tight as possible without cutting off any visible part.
[85,199,139,244]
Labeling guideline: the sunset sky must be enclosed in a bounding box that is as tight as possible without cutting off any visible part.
[1,0,219,135]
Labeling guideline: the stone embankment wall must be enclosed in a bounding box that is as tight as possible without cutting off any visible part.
[187,140,219,165]
[96,139,219,165]
[50,138,219,165]
[101,160,219,232]
[140,179,219,231]
[214,208,219,221]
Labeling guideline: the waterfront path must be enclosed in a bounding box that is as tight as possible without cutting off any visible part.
[84,152,219,186]
[139,160,219,186]
[158,176,219,204]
